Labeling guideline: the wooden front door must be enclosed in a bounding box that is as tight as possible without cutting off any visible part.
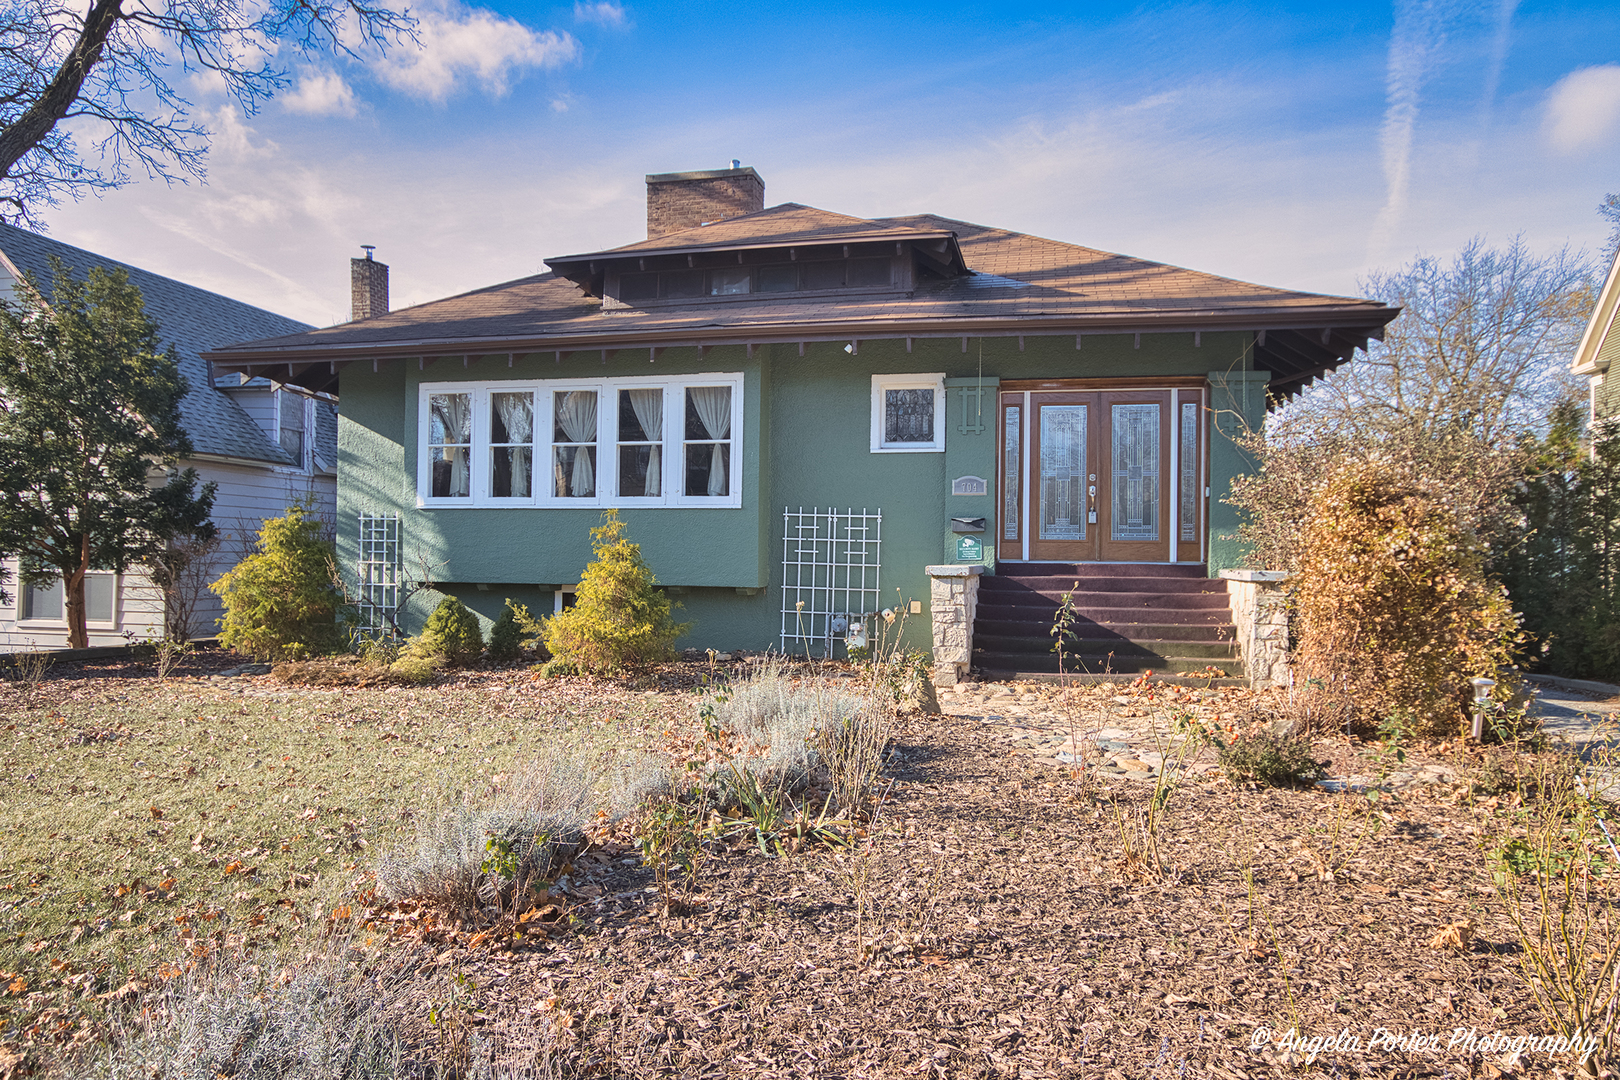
[998,383,1205,564]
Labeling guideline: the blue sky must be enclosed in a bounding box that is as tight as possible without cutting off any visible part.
[39,0,1620,327]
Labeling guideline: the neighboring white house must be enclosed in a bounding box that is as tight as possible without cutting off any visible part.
[0,223,338,649]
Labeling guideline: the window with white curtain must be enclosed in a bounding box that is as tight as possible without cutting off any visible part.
[417,374,742,508]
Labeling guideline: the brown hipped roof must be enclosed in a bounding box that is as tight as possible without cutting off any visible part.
[206,203,1398,396]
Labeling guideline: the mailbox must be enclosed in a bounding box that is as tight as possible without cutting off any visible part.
[950,517,986,533]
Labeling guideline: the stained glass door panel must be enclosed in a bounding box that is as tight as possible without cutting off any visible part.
[1097,392,1171,561]
[1040,405,1086,541]
[1029,395,1099,561]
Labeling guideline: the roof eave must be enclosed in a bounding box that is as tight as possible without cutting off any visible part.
[1573,250,1620,376]
[204,304,1398,392]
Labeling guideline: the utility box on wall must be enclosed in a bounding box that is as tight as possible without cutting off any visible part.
[943,377,998,566]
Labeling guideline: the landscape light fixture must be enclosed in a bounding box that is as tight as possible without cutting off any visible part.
[1470,677,1496,741]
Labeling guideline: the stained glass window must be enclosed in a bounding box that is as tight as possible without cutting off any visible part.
[884,388,936,444]
[1111,403,1159,542]
[1040,405,1086,541]
[1180,402,1198,544]
[1003,405,1020,541]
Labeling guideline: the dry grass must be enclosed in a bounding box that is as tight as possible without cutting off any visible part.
[0,665,697,1064]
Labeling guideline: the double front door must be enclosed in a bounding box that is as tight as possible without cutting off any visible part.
[998,383,1206,563]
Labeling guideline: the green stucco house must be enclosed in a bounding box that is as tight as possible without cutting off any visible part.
[205,166,1397,682]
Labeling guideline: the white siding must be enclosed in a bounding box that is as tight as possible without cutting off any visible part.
[223,387,278,444]
[0,458,336,649]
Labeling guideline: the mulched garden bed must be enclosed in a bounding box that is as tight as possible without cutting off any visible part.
[399,706,1553,1079]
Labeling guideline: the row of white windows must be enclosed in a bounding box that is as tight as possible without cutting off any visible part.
[415,373,947,509]
[417,375,743,508]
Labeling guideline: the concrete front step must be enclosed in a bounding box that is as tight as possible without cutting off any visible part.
[979,593,1233,614]
[981,578,1228,598]
[973,651,1240,676]
[974,668,1249,688]
[976,619,1235,642]
[993,562,1210,579]
[984,635,1240,659]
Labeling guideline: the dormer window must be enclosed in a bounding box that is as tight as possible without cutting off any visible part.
[604,254,899,306]
[545,222,970,304]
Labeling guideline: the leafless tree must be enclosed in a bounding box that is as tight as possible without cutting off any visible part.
[0,0,414,223]
[1232,237,1598,570]
[145,528,223,643]
[1285,236,1597,447]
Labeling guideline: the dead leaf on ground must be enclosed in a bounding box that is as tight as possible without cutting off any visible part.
[1429,919,1474,951]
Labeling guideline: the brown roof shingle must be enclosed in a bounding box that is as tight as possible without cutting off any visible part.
[207,203,1395,369]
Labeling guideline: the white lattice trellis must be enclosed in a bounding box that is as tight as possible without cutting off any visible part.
[357,512,401,631]
[781,507,882,656]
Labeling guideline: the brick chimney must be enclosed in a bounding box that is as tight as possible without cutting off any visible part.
[350,246,389,321]
[646,165,765,238]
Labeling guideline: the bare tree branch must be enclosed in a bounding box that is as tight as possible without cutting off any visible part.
[0,0,416,224]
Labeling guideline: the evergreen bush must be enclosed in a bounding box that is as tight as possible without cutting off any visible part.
[543,510,691,674]
[211,502,347,661]
[488,599,544,661]
[1493,405,1620,680]
[412,595,484,666]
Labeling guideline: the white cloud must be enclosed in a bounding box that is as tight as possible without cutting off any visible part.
[282,69,359,117]
[1370,0,1450,263]
[372,0,579,101]
[1544,64,1620,153]
[574,2,628,28]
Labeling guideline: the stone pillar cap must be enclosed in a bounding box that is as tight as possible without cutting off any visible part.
[925,565,985,576]
[1219,569,1288,582]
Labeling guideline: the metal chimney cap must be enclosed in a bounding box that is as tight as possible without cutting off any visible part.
[360,244,376,260]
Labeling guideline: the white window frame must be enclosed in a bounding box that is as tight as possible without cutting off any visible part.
[275,388,313,472]
[870,373,946,453]
[16,571,120,629]
[416,373,744,509]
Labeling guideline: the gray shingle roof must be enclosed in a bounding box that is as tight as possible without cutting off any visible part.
[0,223,313,464]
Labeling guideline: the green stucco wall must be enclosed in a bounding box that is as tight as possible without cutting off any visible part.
[335,330,1263,651]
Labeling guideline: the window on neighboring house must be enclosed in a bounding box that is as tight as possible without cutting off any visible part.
[418,374,743,508]
[870,374,946,453]
[20,573,116,624]
[279,390,307,467]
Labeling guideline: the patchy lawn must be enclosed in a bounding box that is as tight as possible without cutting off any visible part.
[0,650,697,1061]
[0,651,1602,1078]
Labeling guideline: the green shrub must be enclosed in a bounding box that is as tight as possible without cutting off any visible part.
[413,595,484,666]
[488,599,544,661]
[542,510,691,674]
[387,651,443,684]
[210,502,348,661]
[1216,730,1327,787]
[538,656,581,679]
